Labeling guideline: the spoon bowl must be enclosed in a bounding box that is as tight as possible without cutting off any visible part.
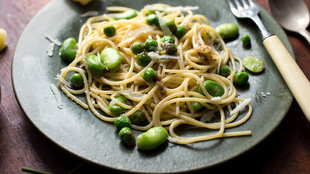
[269,0,310,44]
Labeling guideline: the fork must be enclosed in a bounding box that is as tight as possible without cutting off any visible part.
[227,0,310,121]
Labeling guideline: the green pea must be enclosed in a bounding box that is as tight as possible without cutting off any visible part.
[146,10,156,15]
[234,72,249,86]
[165,19,176,33]
[219,65,231,77]
[215,23,239,40]
[131,42,144,54]
[146,14,159,26]
[198,80,225,97]
[143,67,157,82]
[60,37,78,63]
[242,56,264,73]
[114,10,137,20]
[144,39,158,51]
[103,25,116,37]
[119,127,136,146]
[71,73,84,88]
[137,127,168,151]
[163,43,177,55]
[100,47,122,72]
[175,26,188,38]
[241,34,251,47]
[87,55,105,75]
[114,116,131,130]
[190,101,203,112]
[161,35,174,43]
[129,110,146,125]
[109,96,127,115]
[137,52,151,67]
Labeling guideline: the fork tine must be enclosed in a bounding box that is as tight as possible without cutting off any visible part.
[248,0,255,7]
[241,0,249,8]
[234,0,243,10]
[227,0,239,14]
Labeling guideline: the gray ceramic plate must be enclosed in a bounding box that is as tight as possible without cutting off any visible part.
[12,0,294,173]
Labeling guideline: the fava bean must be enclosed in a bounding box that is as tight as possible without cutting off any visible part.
[198,80,225,97]
[241,34,251,47]
[60,38,78,63]
[219,65,231,77]
[131,42,144,54]
[242,56,264,73]
[100,47,122,72]
[146,14,159,26]
[71,73,84,88]
[175,25,188,38]
[103,25,116,37]
[215,23,239,40]
[161,35,174,43]
[114,10,137,20]
[234,72,249,86]
[87,55,105,75]
[137,52,151,67]
[109,96,128,115]
[137,127,168,150]
[163,43,177,55]
[144,39,158,51]
[129,110,146,125]
[143,67,157,82]
[165,19,176,33]
[190,101,203,112]
[119,127,135,146]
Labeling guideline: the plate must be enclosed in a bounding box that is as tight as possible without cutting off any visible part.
[12,0,294,173]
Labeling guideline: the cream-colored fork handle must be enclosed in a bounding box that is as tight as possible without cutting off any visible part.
[263,35,310,121]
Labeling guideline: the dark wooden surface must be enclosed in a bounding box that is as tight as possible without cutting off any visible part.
[1,0,310,173]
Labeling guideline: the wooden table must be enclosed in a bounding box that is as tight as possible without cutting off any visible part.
[1,0,310,173]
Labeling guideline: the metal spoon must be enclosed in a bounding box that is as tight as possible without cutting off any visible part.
[269,0,310,45]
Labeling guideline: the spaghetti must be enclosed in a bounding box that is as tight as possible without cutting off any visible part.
[57,4,252,145]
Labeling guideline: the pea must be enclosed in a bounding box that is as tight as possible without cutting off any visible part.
[215,23,239,40]
[71,73,84,88]
[60,37,78,63]
[241,34,251,47]
[137,127,168,151]
[219,65,231,77]
[234,72,249,86]
[175,25,188,38]
[165,19,176,33]
[143,67,157,82]
[129,110,146,125]
[114,116,131,130]
[137,52,151,67]
[87,55,105,75]
[119,127,136,146]
[161,35,174,43]
[198,80,225,97]
[100,47,122,72]
[146,10,156,15]
[146,14,159,26]
[114,10,137,20]
[163,43,177,55]
[242,56,265,73]
[131,42,144,54]
[190,101,203,112]
[103,25,116,37]
[144,39,158,51]
[109,96,128,115]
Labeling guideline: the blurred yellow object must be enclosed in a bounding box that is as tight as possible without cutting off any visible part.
[0,28,7,51]
[74,0,93,5]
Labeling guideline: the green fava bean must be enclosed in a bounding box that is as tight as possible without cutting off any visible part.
[198,80,225,97]
[144,39,158,51]
[60,38,78,63]
[175,26,188,38]
[242,56,265,73]
[165,19,176,33]
[71,73,84,88]
[161,35,174,43]
[146,14,159,27]
[241,34,251,47]
[137,127,168,151]
[129,110,146,125]
[114,10,137,20]
[163,43,177,55]
[104,25,116,37]
[100,48,122,72]
[215,23,239,40]
[87,55,105,75]
[114,116,131,130]
[143,67,157,82]
[190,101,204,112]
[137,52,151,67]
[219,65,231,77]
[234,72,249,86]
[109,96,128,115]
[119,127,135,146]
[131,42,144,55]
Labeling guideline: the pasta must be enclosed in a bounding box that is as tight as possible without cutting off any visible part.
[57,4,253,145]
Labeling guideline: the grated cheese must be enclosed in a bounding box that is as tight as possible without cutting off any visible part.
[49,84,63,109]
[230,98,251,115]
[45,34,61,46]
[156,11,172,36]
[200,111,215,122]
[47,43,55,57]
[80,10,99,17]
